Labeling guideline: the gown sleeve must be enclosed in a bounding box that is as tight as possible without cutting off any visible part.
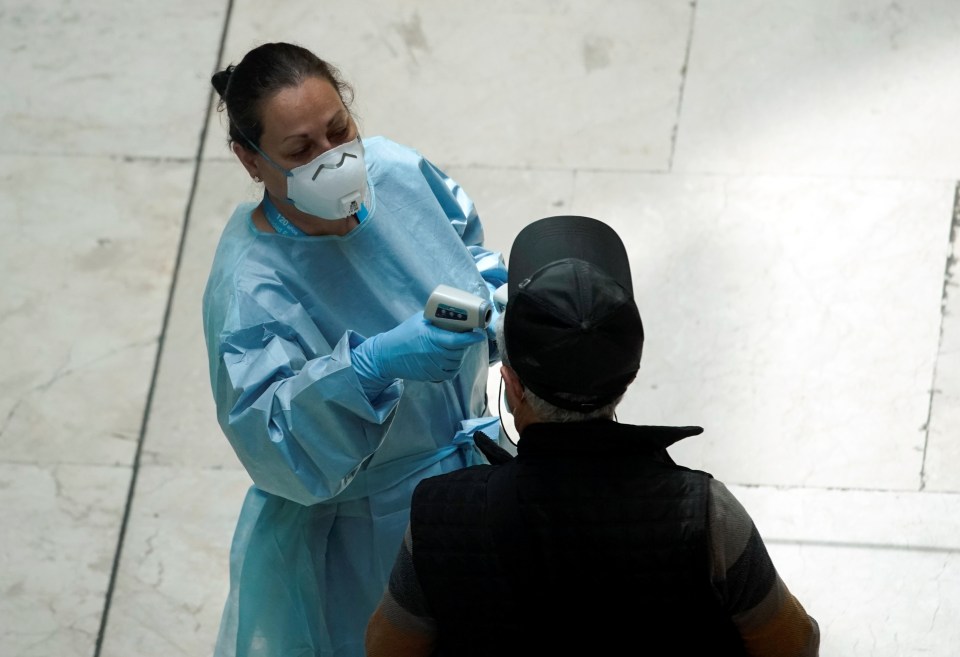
[213,300,404,506]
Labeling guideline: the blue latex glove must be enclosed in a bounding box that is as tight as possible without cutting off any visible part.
[352,311,486,398]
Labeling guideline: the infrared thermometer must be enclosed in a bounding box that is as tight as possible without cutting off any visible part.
[424,284,492,332]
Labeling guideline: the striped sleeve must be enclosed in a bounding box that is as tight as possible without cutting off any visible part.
[370,524,438,633]
[708,479,821,657]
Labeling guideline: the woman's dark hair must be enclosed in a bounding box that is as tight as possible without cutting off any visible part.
[210,42,355,150]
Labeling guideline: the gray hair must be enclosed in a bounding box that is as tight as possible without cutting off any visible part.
[494,313,621,422]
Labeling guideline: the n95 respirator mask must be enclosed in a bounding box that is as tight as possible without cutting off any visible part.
[285,136,369,220]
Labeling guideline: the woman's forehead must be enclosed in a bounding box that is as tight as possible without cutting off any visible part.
[260,77,346,136]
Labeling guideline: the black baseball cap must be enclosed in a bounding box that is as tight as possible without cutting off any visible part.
[504,215,644,412]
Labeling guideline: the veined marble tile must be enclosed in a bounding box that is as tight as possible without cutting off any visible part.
[728,484,960,551]
[0,0,225,158]
[442,166,577,259]
[769,543,960,657]
[0,463,129,657]
[206,0,691,171]
[98,466,250,657]
[924,209,960,493]
[675,0,960,178]
[0,155,192,466]
[569,171,952,490]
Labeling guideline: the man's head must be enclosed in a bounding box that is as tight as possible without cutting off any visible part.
[498,215,644,423]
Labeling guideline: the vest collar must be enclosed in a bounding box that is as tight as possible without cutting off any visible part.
[516,420,703,457]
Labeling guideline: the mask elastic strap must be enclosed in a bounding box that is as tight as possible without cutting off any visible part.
[232,124,292,177]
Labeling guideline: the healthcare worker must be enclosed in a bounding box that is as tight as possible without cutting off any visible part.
[203,41,507,657]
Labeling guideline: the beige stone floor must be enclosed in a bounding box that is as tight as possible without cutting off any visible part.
[2,1,959,655]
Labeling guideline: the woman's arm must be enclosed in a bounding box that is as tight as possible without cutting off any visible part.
[213,315,402,506]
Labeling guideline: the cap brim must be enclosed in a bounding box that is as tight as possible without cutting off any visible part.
[508,216,633,299]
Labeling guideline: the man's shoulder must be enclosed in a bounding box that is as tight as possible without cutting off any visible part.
[418,463,500,489]
[411,464,503,525]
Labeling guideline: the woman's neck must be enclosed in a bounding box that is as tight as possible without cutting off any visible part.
[260,191,358,237]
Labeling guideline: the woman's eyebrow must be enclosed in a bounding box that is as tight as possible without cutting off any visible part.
[280,111,349,144]
[281,133,309,144]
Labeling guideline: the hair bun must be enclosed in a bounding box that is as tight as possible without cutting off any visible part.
[210,66,235,97]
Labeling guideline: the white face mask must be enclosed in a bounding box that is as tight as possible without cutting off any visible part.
[279,137,369,220]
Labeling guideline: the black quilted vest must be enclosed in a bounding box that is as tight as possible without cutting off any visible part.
[411,420,747,656]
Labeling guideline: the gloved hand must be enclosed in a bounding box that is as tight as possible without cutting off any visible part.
[353,311,486,398]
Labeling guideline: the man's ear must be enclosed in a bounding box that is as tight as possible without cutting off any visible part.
[233,142,261,181]
[499,365,524,401]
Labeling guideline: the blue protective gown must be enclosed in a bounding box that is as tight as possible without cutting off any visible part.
[202,136,507,657]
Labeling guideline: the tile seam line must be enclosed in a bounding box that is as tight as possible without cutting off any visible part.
[766,538,960,555]
[198,149,960,183]
[91,1,236,654]
[731,482,960,496]
[918,179,960,491]
[668,0,698,173]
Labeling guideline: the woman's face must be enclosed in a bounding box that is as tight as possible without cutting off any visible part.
[237,76,357,209]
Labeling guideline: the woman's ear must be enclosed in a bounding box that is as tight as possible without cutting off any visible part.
[233,142,261,181]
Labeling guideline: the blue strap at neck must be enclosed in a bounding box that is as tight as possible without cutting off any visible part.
[262,193,306,236]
